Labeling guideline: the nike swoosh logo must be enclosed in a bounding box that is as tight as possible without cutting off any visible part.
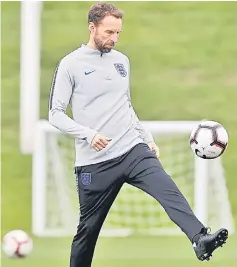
[85,70,96,75]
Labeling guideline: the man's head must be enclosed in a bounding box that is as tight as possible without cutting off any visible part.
[88,3,123,53]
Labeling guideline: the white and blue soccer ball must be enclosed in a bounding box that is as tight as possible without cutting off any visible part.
[190,120,228,159]
[2,230,33,258]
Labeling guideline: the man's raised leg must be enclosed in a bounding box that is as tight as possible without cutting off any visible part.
[124,143,228,261]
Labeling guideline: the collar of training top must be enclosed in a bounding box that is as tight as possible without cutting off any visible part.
[80,44,109,57]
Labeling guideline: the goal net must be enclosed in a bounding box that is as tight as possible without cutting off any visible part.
[32,120,235,237]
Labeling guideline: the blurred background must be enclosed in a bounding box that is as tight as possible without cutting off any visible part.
[1,1,237,267]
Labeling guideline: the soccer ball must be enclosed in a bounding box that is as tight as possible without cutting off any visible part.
[2,230,33,258]
[190,121,228,159]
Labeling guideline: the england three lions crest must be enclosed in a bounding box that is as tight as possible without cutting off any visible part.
[114,63,127,77]
[81,173,91,185]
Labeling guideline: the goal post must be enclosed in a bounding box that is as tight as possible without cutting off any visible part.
[32,120,235,237]
[20,1,42,154]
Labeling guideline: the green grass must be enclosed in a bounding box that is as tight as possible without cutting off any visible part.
[1,1,237,267]
[2,236,237,267]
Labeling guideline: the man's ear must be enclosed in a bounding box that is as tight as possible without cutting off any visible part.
[88,22,95,33]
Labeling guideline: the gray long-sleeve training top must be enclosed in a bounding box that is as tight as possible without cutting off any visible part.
[48,44,154,166]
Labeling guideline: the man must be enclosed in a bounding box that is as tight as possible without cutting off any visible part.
[48,3,228,267]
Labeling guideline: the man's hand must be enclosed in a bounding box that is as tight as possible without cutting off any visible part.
[148,141,160,158]
[91,133,112,151]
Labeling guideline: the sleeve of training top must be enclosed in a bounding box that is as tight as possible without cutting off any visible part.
[48,59,98,145]
[126,57,154,144]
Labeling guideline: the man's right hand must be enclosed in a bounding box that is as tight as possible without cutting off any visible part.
[91,133,112,151]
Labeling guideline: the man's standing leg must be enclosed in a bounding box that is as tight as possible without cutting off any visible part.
[70,160,124,267]
[124,143,228,261]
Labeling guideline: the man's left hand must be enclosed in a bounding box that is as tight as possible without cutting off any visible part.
[148,141,160,158]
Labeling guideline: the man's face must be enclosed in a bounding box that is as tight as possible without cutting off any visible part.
[90,15,122,53]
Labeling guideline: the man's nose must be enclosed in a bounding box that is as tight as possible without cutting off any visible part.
[111,33,118,43]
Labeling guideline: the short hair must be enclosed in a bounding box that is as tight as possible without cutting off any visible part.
[88,2,124,25]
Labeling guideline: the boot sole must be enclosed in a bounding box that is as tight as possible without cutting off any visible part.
[200,228,228,261]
